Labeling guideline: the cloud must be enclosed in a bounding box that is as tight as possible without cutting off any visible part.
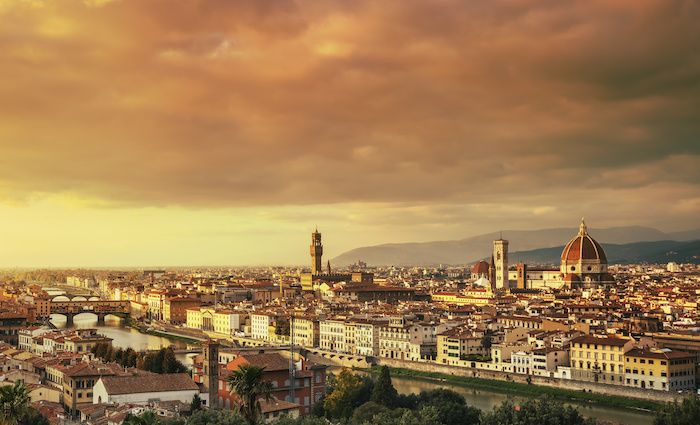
[0,0,698,225]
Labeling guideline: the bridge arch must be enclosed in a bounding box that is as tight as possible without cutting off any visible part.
[52,295,70,302]
[71,296,88,302]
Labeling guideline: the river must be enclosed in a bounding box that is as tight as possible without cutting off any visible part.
[50,314,198,365]
[49,312,651,425]
[389,374,653,425]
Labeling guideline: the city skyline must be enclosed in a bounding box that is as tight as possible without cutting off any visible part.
[1,0,699,266]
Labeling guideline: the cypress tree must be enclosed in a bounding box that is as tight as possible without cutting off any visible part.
[371,366,398,407]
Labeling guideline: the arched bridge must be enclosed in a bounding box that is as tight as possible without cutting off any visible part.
[49,300,130,325]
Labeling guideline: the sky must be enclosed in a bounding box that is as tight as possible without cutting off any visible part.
[0,0,699,267]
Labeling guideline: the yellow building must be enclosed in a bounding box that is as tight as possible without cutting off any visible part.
[570,335,635,384]
[292,316,319,348]
[432,290,494,306]
[186,307,242,336]
[624,348,696,391]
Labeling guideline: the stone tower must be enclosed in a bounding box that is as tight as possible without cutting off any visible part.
[310,229,323,275]
[493,236,509,289]
[202,340,220,409]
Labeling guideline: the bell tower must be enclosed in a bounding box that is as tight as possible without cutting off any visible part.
[202,340,220,409]
[493,235,509,290]
[310,229,323,275]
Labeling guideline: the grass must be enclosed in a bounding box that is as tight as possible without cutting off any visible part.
[378,366,664,412]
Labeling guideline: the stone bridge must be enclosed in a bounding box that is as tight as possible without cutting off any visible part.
[300,348,375,369]
[48,300,130,325]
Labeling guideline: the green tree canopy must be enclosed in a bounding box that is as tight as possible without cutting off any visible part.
[654,396,700,425]
[0,381,31,425]
[323,370,373,419]
[481,398,595,425]
[123,410,161,425]
[371,366,399,407]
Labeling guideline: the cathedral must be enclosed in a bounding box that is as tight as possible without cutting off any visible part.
[560,219,614,288]
[472,219,614,290]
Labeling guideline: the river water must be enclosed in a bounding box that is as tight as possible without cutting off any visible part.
[389,374,653,425]
[49,313,652,425]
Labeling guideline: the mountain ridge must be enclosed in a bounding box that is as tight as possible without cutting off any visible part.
[331,226,700,266]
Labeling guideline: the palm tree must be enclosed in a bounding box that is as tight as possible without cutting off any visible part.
[0,381,31,425]
[227,365,273,425]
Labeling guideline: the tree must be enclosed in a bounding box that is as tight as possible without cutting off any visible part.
[416,389,480,425]
[360,406,442,425]
[371,366,398,407]
[352,401,390,423]
[654,396,700,425]
[190,394,203,413]
[163,348,188,373]
[276,416,328,425]
[172,410,245,425]
[227,365,273,425]
[152,349,165,373]
[481,398,595,425]
[481,331,493,351]
[323,369,373,419]
[0,381,31,425]
[18,408,50,425]
[123,410,161,425]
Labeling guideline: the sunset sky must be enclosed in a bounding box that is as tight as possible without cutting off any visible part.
[1,0,699,267]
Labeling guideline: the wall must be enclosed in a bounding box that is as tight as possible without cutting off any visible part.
[376,357,683,403]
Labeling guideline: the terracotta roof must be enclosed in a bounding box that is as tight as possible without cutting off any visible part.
[625,348,694,360]
[99,373,197,395]
[226,353,289,372]
[260,397,300,413]
[64,362,120,378]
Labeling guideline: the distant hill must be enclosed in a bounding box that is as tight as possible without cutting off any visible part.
[510,240,700,265]
[331,226,700,266]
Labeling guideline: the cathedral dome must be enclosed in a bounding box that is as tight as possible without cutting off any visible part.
[471,260,490,275]
[561,219,607,264]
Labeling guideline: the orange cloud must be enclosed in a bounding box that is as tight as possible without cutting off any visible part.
[0,0,698,227]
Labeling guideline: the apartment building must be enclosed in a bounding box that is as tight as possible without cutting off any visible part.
[163,297,201,324]
[251,313,275,341]
[319,319,347,353]
[570,335,635,384]
[291,316,319,348]
[351,318,387,357]
[436,327,487,365]
[624,348,696,392]
[186,307,242,336]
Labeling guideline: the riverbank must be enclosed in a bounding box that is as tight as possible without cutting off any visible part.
[124,318,204,344]
[379,366,664,412]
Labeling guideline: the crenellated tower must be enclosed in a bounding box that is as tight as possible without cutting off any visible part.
[310,229,323,275]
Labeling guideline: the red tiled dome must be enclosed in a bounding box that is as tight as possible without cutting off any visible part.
[561,220,607,264]
[471,260,490,275]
